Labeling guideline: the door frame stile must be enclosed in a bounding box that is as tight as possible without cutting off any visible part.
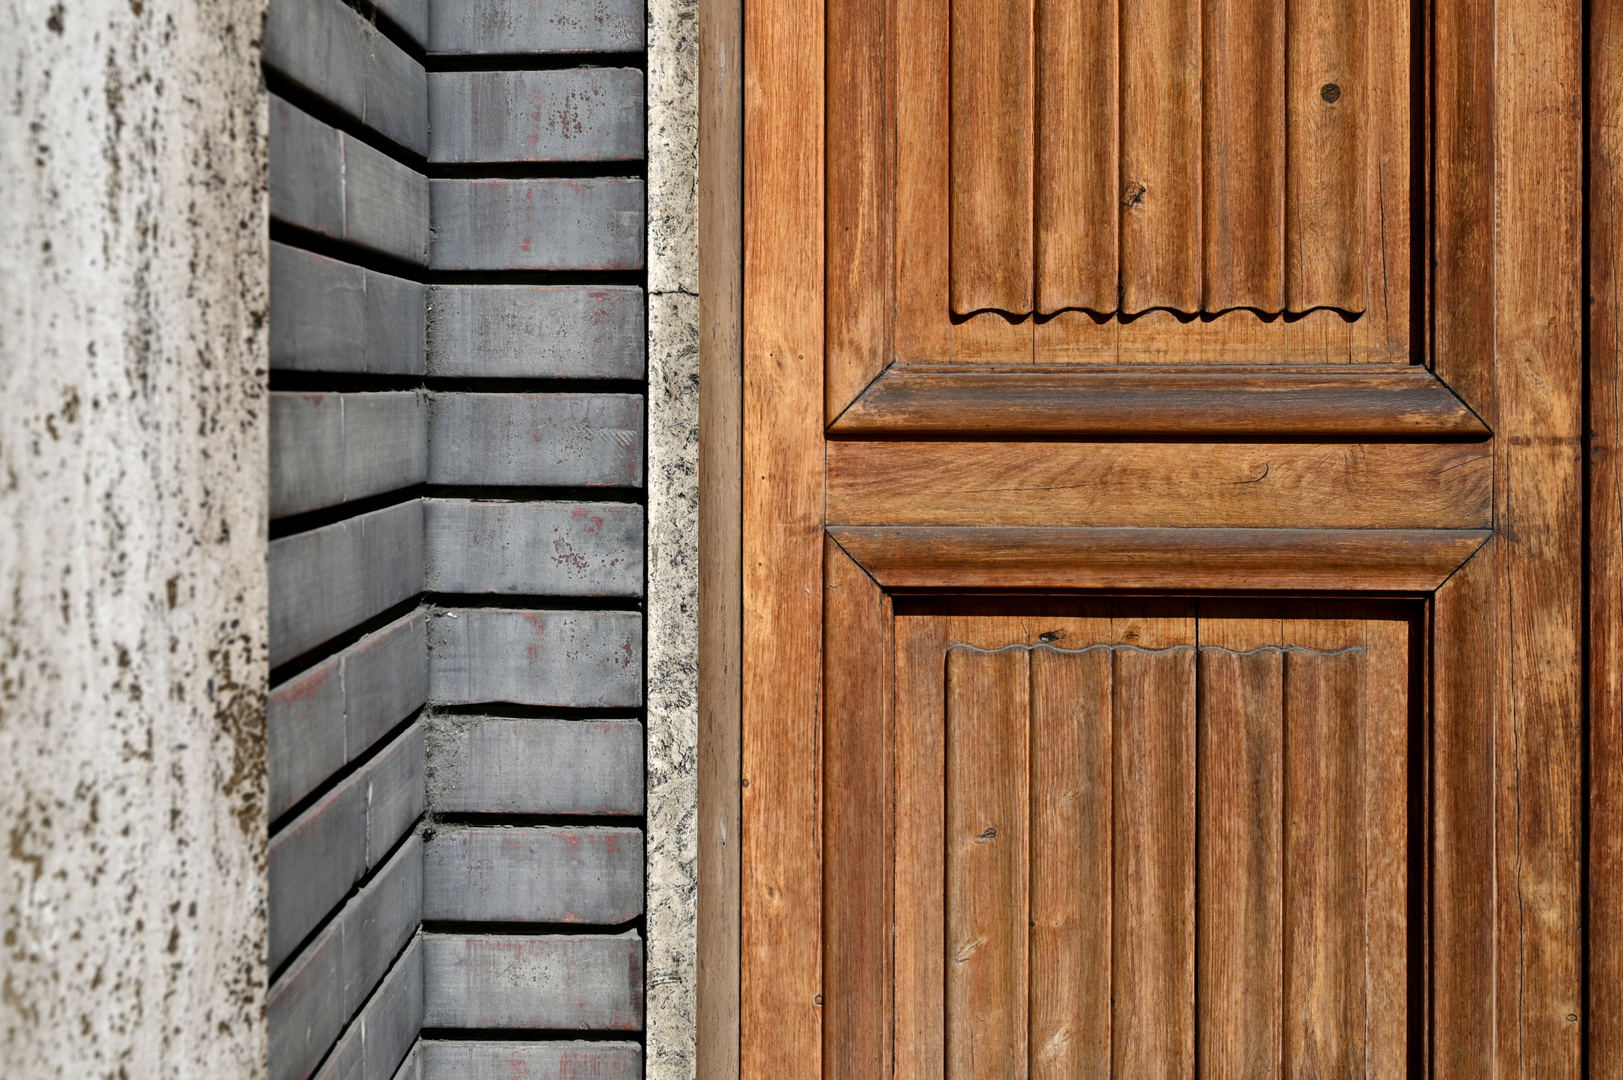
[740,0,828,1072]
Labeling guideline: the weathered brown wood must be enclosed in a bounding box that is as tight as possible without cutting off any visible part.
[1493,0,1584,1067]
[1197,647,1283,1080]
[1033,0,1116,313]
[1202,0,1284,312]
[1282,648,1367,1077]
[1111,646,1195,1077]
[1592,0,1623,1065]
[893,612,950,1080]
[830,365,1488,435]
[1431,0,1494,419]
[1361,614,1411,1079]
[822,540,892,1080]
[1119,0,1201,313]
[827,441,1492,529]
[698,0,744,1073]
[1285,0,1366,311]
[824,0,891,417]
[1432,545,1495,1078]
[1027,647,1111,1080]
[944,646,1029,1080]
[829,526,1488,592]
[741,0,824,1066]
[949,0,1033,314]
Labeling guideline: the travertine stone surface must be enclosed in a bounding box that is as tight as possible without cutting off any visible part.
[646,0,699,1062]
[0,0,270,1074]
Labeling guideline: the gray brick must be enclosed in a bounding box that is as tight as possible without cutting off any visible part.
[344,836,424,1019]
[269,499,424,668]
[374,0,428,46]
[269,392,426,520]
[270,774,367,970]
[269,921,344,1080]
[365,724,425,868]
[343,611,429,759]
[268,655,345,821]
[269,244,425,375]
[422,826,643,923]
[426,393,643,488]
[425,285,643,379]
[271,94,345,237]
[365,269,428,375]
[346,135,430,265]
[428,70,644,163]
[426,0,644,54]
[422,933,643,1030]
[428,179,643,271]
[424,500,643,596]
[427,609,642,708]
[425,717,644,816]
[265,0,367,122]
[417,1041,642,1080]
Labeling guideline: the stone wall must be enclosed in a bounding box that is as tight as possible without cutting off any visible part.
[0,0,271,1074]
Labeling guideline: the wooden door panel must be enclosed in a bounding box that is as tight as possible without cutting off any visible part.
[889,604,1412,1080]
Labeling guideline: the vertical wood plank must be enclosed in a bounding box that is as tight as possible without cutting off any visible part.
[1432,545,1495,1080]
[1493,0,1583,1067]
[1591,0,1623,1066]
[1119,0,1202,313]
[741,0,824,1067]
[945,647,1030,1080]
[949,0,1035,314]
[1431,0,1494,418]
[1360,0,1410,358]
[1285,0,1367,311]
[1362,616,1412,1080]
[894,0,951,360]
[825,0,892,417]
[1034,0,1117,313]
[1111,646,1196,1077]
[1283,648,1367,1078]
[1198,647,1284,1079]
[823,541,893,1080]
[1028,647,1112,1080]
[1202,0,1284,312]
[894,611,951,1080]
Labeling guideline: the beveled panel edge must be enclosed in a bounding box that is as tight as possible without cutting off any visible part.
[828,526,1492,592]
[828,365,1490,437]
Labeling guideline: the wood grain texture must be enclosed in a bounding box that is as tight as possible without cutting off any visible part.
[1119,0,1202,313]
[824,0,892,418]
[741,0,825,1065]
[822,541,893,1080]
[1285,0,1367,311]
[1432,545,1495,1078]
[1202,0,1283,311]
[949,0,1033,314]
[1028,647,1111,1080]
[1110,647,1195,1077]
[1493,0,1584,1068]
[829,366,1488,435]
[944,646,1029,1080]
[698,0,745,1069]
[1197,647,1282,1080]
[826,441,1492,529]
[1591,0,1623,1066]
[893,612,950,1080]
[1282,648,1367,1077]
[830,525,1488,591]
[1431,0,1495,418]
[1033,0,1116,312]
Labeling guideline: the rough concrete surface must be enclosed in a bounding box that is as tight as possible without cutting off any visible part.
[0,0,270,1075]
[646,0,699,1064]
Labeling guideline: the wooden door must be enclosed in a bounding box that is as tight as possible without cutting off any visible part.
[740,0,1584,1074]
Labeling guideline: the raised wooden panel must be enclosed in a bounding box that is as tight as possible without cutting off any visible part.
[883,601,1413,1080]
